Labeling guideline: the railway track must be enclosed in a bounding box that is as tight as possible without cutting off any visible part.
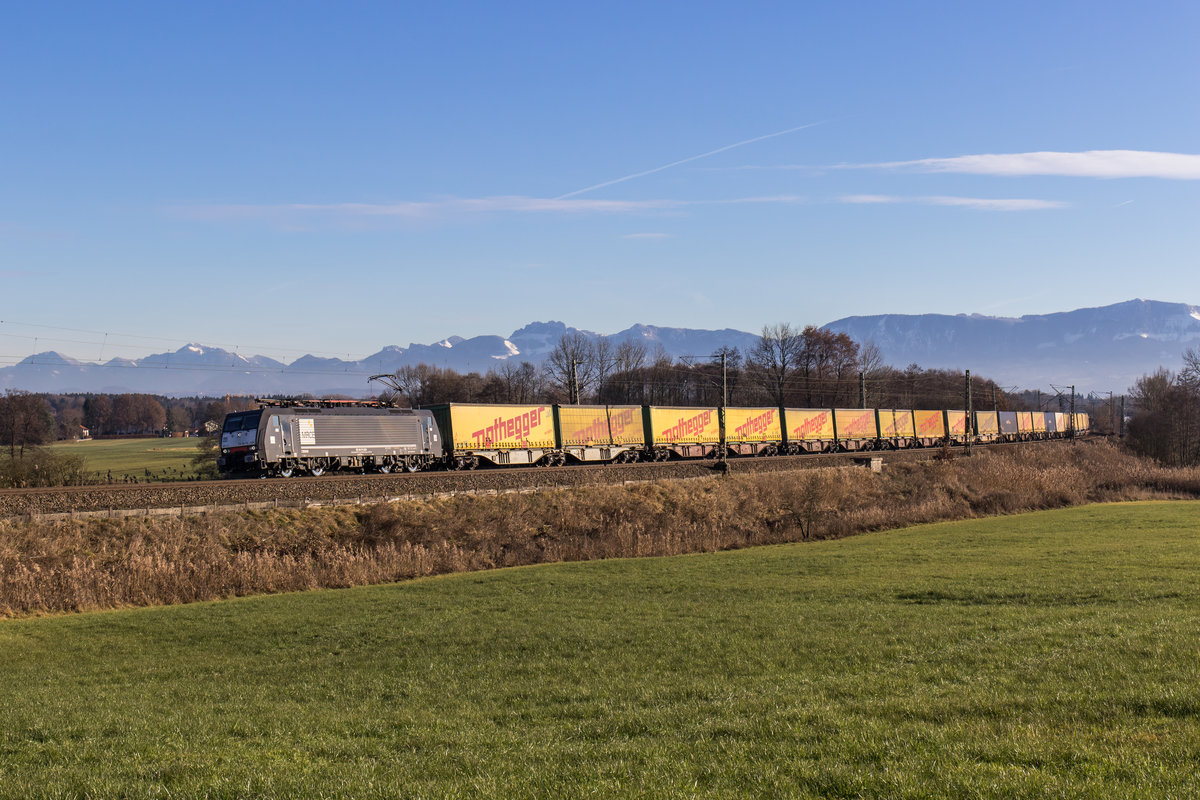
[0,441,1051,517]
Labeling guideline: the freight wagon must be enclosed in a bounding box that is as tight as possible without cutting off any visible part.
[425,403,557,469]
[974,411,1000,443]
[783,408,836,453]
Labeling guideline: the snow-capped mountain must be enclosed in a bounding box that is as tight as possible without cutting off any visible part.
[0,324,760,396]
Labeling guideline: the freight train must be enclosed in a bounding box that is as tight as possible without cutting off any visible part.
[218,399,1090,478]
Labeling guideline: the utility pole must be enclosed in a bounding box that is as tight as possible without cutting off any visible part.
[1108,391,1114,436]
[1069,385,1076,440]
[719,352,728,470]
[964,369,973,454]
[569,359,580,405]
[859,371,866,409]
[992,384,998,411]
[1119,395,1126,438]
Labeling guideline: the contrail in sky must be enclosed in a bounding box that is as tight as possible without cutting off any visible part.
[556,121,827,200]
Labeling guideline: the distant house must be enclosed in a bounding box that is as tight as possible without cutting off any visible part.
[77,425,91,440]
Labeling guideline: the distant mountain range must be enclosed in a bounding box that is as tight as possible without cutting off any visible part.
[2,300,1195,396]
[0,321,760,397]
[824,298,1200,394]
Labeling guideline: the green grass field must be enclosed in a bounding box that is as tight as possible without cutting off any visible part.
[49,436,204,481]
[2,501,1199,798]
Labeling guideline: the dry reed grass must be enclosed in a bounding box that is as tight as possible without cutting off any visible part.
[2,441,1196,617]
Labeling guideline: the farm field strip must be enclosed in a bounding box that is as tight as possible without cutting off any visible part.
[48,436,203,481]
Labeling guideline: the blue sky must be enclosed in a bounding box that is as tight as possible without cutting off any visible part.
[2,1,1198,364]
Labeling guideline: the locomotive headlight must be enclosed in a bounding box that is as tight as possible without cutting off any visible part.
[222,448,229,454]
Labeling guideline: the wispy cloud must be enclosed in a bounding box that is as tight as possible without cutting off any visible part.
[173,194,806,224]
[840,194,1067,211]
[556,121,827,199]
[849,150,1200,179]
[177,196,673,221]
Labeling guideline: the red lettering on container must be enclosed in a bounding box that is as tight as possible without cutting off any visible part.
[733,409,775,439]
[791,411,831,440]
[470,407,546,447]
[660,410,714,441]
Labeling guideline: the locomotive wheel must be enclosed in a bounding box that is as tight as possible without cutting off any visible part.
[378,463,392,474]
[405,459,419,473]
[278,466,294,478]
[310,465,325,477]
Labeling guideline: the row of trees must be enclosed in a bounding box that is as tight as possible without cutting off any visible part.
[49,394,236,438]
[1126,348,1200,466]
[0,392,249,456]
[0,391,56,457]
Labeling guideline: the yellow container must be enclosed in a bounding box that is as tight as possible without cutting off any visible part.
[1017,412,1034,434]
[877,409,898,438]
[785,408,835,442]
[443,404,555,450]
[913,410,945,439]
[945,410,967,436]
[724,407,782,443]
[1032,412,1047,433]
[877,409,916,439]
[975,411,999,436]
[557,405,644,447]
[834,408,877,439]
[647,407,721,445]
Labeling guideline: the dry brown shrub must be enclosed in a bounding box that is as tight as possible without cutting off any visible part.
[3,440,1200,617]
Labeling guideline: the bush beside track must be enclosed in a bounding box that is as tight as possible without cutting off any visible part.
[3,440,1199,617]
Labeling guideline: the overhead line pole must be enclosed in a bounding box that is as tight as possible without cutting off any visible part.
[718,352,728,470]
[964,369,972,455]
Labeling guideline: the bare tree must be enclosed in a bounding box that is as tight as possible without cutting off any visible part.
[545,333,598,403]
[390,364,436,406]
[498,360,545,403]
[614,339,648,375]
[1126,367,1200,466]
[749,323,804,407]
[797,326,860,406]
[591,338,617,403]
[0,390,55,457]
[1181,346,1200,388]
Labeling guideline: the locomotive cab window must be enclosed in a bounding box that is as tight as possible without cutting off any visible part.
[223,412,262,432]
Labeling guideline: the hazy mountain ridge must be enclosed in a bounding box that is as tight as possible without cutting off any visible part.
[825,298,1200,392]
[1,300,1192,395]
[0,323,762,396]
